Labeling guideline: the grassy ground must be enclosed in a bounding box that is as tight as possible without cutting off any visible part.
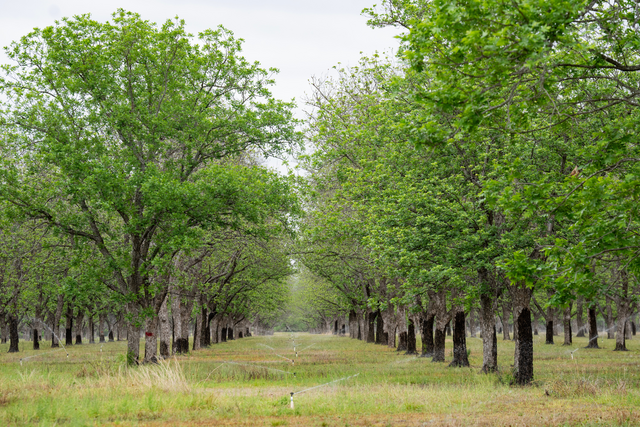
[1,332,639,426]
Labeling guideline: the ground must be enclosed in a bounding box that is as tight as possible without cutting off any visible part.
[1,332,639,426]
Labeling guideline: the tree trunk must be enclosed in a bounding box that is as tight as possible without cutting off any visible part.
[468,308,476,337]
[193,310,203,351]
[366,312,375,343]
[210,316,220,344]
[586,306,600,348]
[179,296,194,352]
[375,311,384,344]
[202,307,210,347]
[65,312,73,346]
[75,311,84,345]
[88,316,95,344]
[614,303,629,351]
[545,304,554,344]
[171,291,187,354]
[125,302,141,364]
[0,313,6,344]
[576,296,585,337]
[382,308,397,348]
[501,302,511,340]
[479,294,498,373]
[127,321,141,365]
[432,323,446,362]
[449,309,469,367]
[98,313,106,343]
[32,328,39,350]
[514,307,533,385]
[511,286,533,385]
[159,295,171,358]
[397,331,408,351]
[8,315,19,353]
[563,305,572,345]
[420,314,435,357]
[605,298,615,339]
[52,294,64,347]
[349,310,358,339]
[143,314,159,363]
[405,319,417,355]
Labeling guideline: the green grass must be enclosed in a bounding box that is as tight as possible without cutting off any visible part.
[1,333,639,426]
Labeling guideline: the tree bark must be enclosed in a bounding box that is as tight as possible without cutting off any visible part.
[375,311,384,344]
[159,295,171,358]
[75,311,84,345]
[563,305,572,345]
[397,331,408,351]
[52,294,64,347]
[125,302,141,364]
[405,319,417,355]
[33,328,39,350]
[432,324,446,362]
[479,293,498,373]
[366,312,375,343]
[514,307,534,385]
[144,314,159,363]
[98,313,106,343]
[127,321,141,365]
[382,307,397,348]
[171,290,187,354]
[65,308,73,346]
[614,305,629,351]
[511,285,533,385]
[348,310,358,339]
[88,315,95,344]
[0,313,7,344]
[449,309,469,367]
[545,303,554,344]
[576,296,585,337]
[586,306,599,348]
[201,306,210,347]
[180,295,194,351]
[605,298,615,339]
[420,314,435,357]
[501,301,511,340]
[468,308,476,337]
[193,310,203,351]
[8,315,19,353]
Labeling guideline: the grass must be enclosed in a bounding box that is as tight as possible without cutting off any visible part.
[1,332,639,426]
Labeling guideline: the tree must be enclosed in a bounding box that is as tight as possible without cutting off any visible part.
[0,10,299,362]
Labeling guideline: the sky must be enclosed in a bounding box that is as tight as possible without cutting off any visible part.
[0,1,401,172]
[0,0,399,173]
[0,0,400,109]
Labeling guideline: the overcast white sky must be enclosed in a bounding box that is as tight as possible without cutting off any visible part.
[0,0,399,109]
[0,1,401,172]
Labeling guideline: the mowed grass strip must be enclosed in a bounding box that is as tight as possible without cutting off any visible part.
[1,332,639,426]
